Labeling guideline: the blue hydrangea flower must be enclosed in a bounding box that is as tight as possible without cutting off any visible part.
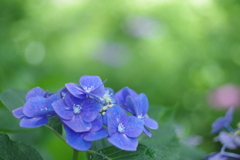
[114,87,138,111]
[12,87,60,128]
[99,87,116,116]
[65,76,105,99]
[126,93,158,137]
[52,91,102,132]
[211,107,234,134]
[105,105,144,151]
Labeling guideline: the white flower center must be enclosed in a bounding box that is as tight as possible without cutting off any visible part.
[73,105,82,114]
[83,86,94,93]
[118,123,125,132]
[137,114,144,120]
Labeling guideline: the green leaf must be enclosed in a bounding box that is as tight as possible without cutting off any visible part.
[139,121,180,160]
[0,89,27,111]
[45,115,63,135]
[0,132,43,160]
[89,143,166,160]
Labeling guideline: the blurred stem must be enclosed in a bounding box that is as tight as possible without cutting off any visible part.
[44,125,65,143]
[72,149,79,160]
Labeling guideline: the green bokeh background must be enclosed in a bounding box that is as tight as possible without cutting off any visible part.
[1,0,240,159]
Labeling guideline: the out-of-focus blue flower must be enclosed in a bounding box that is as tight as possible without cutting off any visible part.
[12,87,60,128]
[52,91,102,132]
[65,75,105,99]
[105,105,144,151]
[211,107,234,134]
[114,87,138,112]
[218,131,238,149]
[126,93,158,137]
[205,152,229,160]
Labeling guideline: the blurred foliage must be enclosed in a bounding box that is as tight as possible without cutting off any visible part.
[1,0,240,159]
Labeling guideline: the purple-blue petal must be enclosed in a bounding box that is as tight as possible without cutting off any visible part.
[211,117,226,134]
[20,117,48,128]
[106,105,128,124]
[65,83,86,99]
[52,99,73,120]
[205,152,228,160]
[45,92,61,110]
[107,112,118,136]
[81,99,102,122]
[80,76,105,97]
[133,93,149,116]
[62,115,92,132]
[12,107,25,119]
[26,87,45,100]
[126,96,137,115]
[224,107,234,123]
[64,125,92,151]
[124,115,144,138]
[143,127,152,137]
[91,114,103,132]
[83,128,108,141]
[114,87,138,110]
[108,133,138,151]
[218,131,238,149]
[144,117,158,130]
[23,97,46,117]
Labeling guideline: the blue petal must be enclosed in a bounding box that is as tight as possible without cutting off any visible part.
[23,97,46,117]
[114,87,138,110]
[52,99,73,120]
[91,114,103,132]
[62,115,92,132]
[80,76,105,97]
[83,128,108,141]
[108,133,138,151]
[12,107,25,119]
[205,152,229,160]
[124,115,144,138]
[106,105,128,124]
[65,83,86,99]
[64,92,84,107]
[33,110,55,117]
[20,117,48,128]
[45,92,61,110]
[64,125,92,151]
[26,87,45,100]
[144,117,158,130]
[81,99,102,122]
[143,127,152,137]
[126,96,138,115]
[224,107,234,123]
[133,93,149,116]
[211,117,226,134]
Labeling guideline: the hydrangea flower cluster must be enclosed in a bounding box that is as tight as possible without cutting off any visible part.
[205,108,240,160]
[12,75,158,151]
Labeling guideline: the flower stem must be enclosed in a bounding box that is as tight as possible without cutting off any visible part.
[72,149,79,160]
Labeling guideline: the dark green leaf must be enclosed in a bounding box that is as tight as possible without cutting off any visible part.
[0,132,43,160]
[0,89,27,111]
[139,121,180,160]
[89,143,166,160]
[45,115,63,135]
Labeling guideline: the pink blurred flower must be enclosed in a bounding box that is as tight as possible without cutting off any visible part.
[207,84,240,109]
